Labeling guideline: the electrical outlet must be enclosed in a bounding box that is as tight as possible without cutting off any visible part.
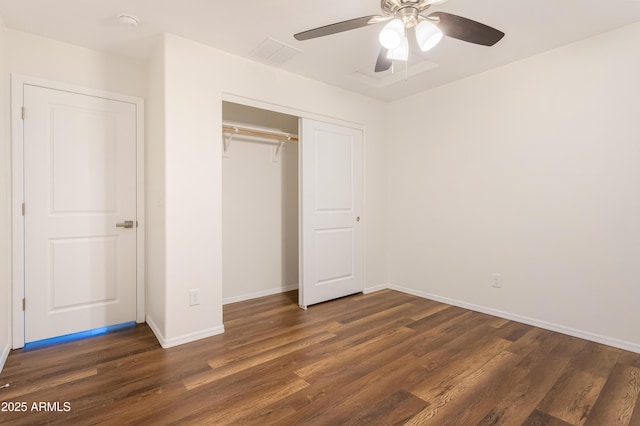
[189,289,201,306]
[491,273,502,288]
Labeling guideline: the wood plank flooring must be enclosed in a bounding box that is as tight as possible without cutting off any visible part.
[1,289,640,425]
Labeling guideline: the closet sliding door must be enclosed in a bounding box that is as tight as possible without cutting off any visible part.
[299,118,363,308]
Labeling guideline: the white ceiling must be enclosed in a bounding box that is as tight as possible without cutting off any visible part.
[1,0,639,101]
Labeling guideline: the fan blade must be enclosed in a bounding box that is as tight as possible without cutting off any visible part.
[294,15,383,41]
[375,48,392,72]
[428,12,504,46]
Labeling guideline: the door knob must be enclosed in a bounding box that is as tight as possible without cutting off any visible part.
[356,216,361,222]
[116,220,134,229]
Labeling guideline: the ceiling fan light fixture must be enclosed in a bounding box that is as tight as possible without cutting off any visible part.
[379,18,405,49]
[416,20,443,52]
[386,36,409,61]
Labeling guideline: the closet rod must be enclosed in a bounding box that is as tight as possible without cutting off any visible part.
[222,124,299,142]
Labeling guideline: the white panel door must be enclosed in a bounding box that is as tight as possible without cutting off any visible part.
[23,84,137,343]
[300,118,363,307]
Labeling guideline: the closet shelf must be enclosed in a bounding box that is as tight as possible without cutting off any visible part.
[222,122,298,160]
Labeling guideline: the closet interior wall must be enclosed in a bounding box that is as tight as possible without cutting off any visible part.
[221,102,299,304]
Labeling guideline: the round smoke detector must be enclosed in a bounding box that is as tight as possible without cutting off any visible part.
[118,13,140,28]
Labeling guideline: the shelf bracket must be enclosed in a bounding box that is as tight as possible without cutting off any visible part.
[271,138,288,162]
[223,129,237,157]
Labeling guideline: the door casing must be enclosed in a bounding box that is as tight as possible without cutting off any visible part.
[11,74,145,349]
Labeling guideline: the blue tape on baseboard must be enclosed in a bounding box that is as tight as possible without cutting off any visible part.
[24,321,137,350]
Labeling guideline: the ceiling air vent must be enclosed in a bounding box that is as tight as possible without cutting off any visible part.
[250,38,302,66]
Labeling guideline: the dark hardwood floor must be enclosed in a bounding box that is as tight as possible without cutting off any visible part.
[1,289,640,425]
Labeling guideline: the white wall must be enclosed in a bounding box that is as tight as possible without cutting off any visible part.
[4,30,146,98]
[0,15,10,371]
[387,22,640,351]
[144,36,167,338]
[222,103,299,303]
[154,33,388,345]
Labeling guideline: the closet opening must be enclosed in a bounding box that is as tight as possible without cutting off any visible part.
[221,101,300,310]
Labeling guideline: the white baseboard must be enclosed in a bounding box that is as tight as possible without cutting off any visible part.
[223,284,298,305]
[388,283,640,354]
[146,316,225,349]
[363,284,390,294]
[0,342,10,374]
[145,316,164,347]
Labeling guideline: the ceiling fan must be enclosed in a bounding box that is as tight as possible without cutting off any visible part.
[294,0,505,73]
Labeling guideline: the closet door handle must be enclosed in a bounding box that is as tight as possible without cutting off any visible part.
[356,216,361,222]
[116,220,134,229]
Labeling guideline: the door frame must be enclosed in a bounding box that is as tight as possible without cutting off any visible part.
[220,93,365,309]
[11,74,145,349]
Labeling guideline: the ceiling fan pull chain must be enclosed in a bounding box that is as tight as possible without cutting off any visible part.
[405,58,408,81]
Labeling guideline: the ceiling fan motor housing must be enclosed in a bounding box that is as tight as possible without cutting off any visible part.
[381,0,433,27]
[381,0,432,14]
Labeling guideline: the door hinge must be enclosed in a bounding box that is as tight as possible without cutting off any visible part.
[21,106,25,120]
[22,203,25,216]
[22,298,25,311]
